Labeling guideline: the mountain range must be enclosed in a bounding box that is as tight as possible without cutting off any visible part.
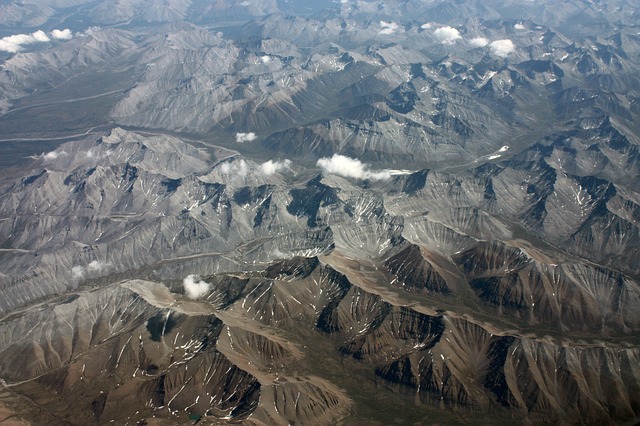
[0,0,639,424]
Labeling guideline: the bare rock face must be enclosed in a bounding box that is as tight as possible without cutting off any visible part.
[3,255,638,424]
[1,126,639,424]
[1,0,640,424]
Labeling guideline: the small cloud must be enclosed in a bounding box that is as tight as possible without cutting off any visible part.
[514,23,526,30]
[271,248,286,258]
[44,151,59,160]
[31,30,50,42]
[421,23,433,30]
[0,30,51,53]
[51,29,73,40]
[489,39,516,57]
[236,132,257,143]
[72,265,86,280]
[87,260,111,274]
[220,159,249,178]
[71,260,111,281]
[433,26,461,45]
[42,150,67,161]
[260,159,292,175]
[81,26,102,37]
[469,37,489,47]
[183,274,210,300]
[0,37,28,53]
[317,154,391,181]
[379,21,399,35]
[260,55,270,63]
[218,158,292,178]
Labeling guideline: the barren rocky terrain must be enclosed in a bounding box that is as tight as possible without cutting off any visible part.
[0,0,639,424]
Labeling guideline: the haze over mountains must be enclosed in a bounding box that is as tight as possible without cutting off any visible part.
[0,0,639,424]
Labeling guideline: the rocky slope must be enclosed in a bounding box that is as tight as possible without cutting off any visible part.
[0,1,638,167]
[1,0,640,424]
[0,126,639,424]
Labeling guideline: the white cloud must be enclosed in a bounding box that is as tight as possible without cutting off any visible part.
[260,159,292,175]
[469,37,489,47]
[183,274,210,300]
[72,265,86,280]
[0,30,50,53]
[32,30,50,42]
[218,158,292,178]
[379,21,399,35]
[71,260,111,281]
[0,35,32,53]
[433,26,461,45]
[260,55,270,63]
[514,23,526,30]
[271,248,287,259]
[42,150,67,161]
[51,29,73,40]
[489,39,516,57]
[81,27,102,37]
[236,132,257,143]
[317,154,391,181]
[220,159,250,178]
[421,23,433,30]
[87,260,111,273]
[43,151,59,160]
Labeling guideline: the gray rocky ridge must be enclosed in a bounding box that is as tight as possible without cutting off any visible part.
[0,0,639,424]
